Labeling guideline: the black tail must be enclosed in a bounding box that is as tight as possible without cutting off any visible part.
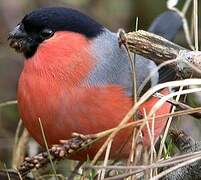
[148,11,182,83]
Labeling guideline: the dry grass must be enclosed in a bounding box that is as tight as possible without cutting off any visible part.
[0,0,201,179]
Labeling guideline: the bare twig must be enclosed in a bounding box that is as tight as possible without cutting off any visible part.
[162,130,201,180]
[67,161,83,180]
[38,118,57,179]
[154,92,201,118]
[125,30,185,64]
[12,128,29,169]
[18,133,97,177]
[125,30,201,78]
[193,0,199,50]
[14,104,201,177]
[157,86,183,161]
[167,0,194,50]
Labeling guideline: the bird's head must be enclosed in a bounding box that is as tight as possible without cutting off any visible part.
[8,7,103,58]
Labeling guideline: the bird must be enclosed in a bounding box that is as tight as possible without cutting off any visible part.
[8,7,182,160]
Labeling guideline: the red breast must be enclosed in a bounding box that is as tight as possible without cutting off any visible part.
[18,32,171,160]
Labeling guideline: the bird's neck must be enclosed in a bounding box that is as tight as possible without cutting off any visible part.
[23,32,95,85]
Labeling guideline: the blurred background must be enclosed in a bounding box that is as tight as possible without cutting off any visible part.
[0,0,201,171]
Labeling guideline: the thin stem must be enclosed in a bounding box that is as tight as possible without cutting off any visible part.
[38,118,58,180]
[193,0,199,50]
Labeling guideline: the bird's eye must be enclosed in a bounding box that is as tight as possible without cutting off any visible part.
[40,29,54,39]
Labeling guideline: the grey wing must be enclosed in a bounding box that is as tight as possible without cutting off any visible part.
[84,11,182,96]
[85,29,157,96]
[84,30,133,96]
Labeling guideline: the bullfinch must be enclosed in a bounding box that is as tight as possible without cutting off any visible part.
[8,7,182,160]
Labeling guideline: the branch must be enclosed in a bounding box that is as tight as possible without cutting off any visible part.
[18,133,96,177]
[122,30,201,78]
[162,129,201,180]
[125,30,185,62]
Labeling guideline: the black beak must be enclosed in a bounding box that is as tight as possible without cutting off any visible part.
[8,24,29,53]
[8,24,38,57]
[8,24,27,40]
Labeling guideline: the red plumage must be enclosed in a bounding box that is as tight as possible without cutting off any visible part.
[18,32,171,160]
